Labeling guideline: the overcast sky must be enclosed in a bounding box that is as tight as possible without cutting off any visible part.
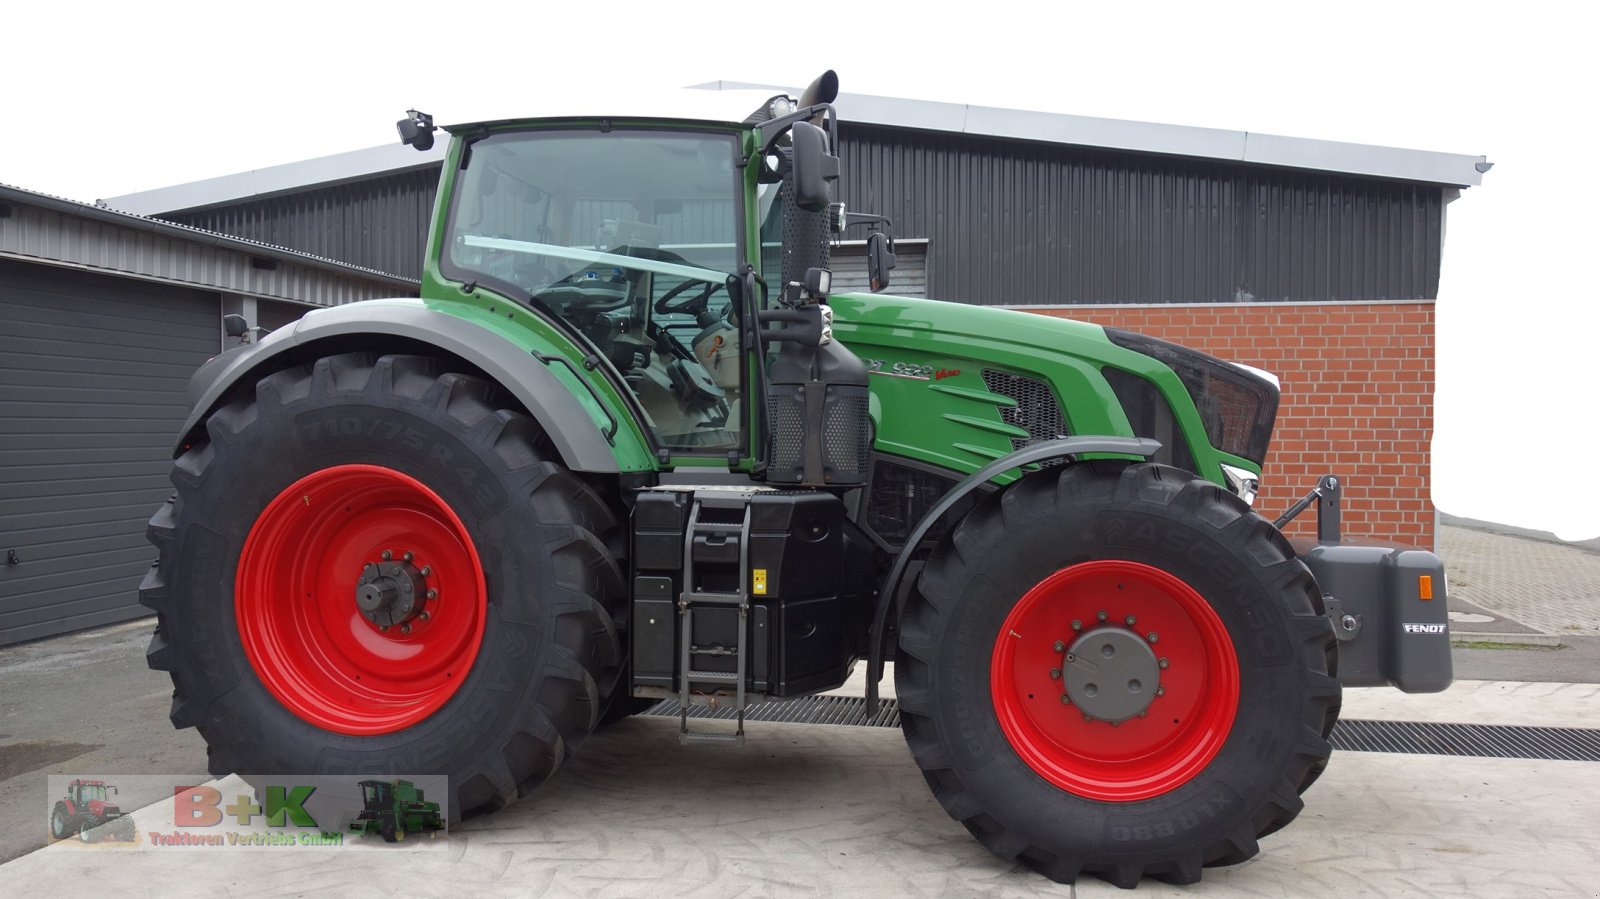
[7,0,1597,538]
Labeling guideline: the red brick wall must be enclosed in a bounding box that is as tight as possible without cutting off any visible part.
[1026,303,1436,549]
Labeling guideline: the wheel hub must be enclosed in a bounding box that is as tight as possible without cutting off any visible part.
[988,559,1241,801]
[354,559,428,628]
[1063,626,1161,722]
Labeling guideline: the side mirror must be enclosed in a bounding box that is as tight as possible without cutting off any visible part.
[867,231,896,292]
[789,121,839,212]
[396,109,436,152]
[222,314,250,339]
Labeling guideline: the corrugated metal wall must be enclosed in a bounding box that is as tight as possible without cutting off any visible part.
[166,166,440,281]
[161,128,1444,305]
[835,124,1443,305]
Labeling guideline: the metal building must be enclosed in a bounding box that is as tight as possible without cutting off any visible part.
[107,88,1483,305]
[0,185,415,645]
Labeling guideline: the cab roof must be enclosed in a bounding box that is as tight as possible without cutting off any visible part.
[442,88,786,134]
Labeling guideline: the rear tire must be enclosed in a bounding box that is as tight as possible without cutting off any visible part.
[49,804,74,841]
[896,461,1339,888]
[141,353,625,822]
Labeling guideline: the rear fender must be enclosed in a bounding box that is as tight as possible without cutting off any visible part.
[176,300,653,473]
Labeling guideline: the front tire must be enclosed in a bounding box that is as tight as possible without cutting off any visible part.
[141,353,625,821]
[896,462,1339,888]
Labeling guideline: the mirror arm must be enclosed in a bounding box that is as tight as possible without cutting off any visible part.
[756,103,837,156]
[842,212,896,240]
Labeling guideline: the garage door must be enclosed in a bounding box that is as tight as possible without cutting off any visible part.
[0,260,219,645]
[830,240,928,298]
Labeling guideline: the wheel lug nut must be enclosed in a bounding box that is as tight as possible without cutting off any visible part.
[420,566,432,577]
[379,625,389,632]
[1124,615,1136,626]
[1138,711,1147,718]
[420,611,430,621]
[1156,686,1166,696]
[403,551,414,562]
[426,589,438,600]
[1096,610,1108,622]
[1049,668,1061,679]
[1159,658,1169,669]
[1070,619,1082,631]
[1059,694,1071,705]
[400,623,411,635]
[1083,714,1093,722]
[1148,632,1159,643]
[381,550,392,561]
[1053,640,1065,652]
[1111,721,1120,727]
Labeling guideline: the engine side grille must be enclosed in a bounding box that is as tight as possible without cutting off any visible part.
[981,370,1068,452]
[864,458,957,546]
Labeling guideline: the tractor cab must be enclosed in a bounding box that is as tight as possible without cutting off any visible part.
[416,73,874,483]
[69,779,113,808]
[440,128,748,452]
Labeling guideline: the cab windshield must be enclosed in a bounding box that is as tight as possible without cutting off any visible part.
[444,129,747,452]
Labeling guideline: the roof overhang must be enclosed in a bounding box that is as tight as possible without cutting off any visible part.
[698,81,1488,188]
[103,82,1487,217]
[1,182,418,293]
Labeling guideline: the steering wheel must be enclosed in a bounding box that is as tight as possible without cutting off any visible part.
[655,279,722,316]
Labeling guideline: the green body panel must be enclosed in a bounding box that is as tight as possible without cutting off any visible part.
[827,293,1251,486]
[400,117,1254,486]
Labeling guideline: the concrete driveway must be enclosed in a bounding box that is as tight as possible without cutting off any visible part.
[2,621,1598,896]
[6,516,1600,896]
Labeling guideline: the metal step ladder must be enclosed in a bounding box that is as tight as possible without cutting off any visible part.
[677,496,752,744]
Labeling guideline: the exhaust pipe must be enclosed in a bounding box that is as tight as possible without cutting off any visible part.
[797,70,839,109]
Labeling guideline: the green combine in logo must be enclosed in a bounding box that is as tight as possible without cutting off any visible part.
[348,780,442,843]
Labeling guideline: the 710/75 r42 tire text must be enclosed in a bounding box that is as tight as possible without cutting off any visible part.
[140,352,624,821]
[896,461,1340,888]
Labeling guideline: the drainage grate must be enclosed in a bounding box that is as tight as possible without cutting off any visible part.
[642,695,900,728]
[1329,718,1600,762]
[640,697,1600,763]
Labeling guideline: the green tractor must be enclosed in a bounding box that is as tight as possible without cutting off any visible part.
[348,779,443,843]
[142,71,1452,887]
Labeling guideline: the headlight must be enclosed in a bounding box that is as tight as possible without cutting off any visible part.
[1220,463,1260,506]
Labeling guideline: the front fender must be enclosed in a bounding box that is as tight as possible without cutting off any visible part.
[863,436,1162,710]
[176,299,654,473]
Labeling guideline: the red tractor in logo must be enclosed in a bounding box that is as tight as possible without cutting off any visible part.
[49,779,136,843]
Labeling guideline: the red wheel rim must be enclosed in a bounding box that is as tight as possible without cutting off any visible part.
[989,560,1239,801]
[236,464,487,735]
